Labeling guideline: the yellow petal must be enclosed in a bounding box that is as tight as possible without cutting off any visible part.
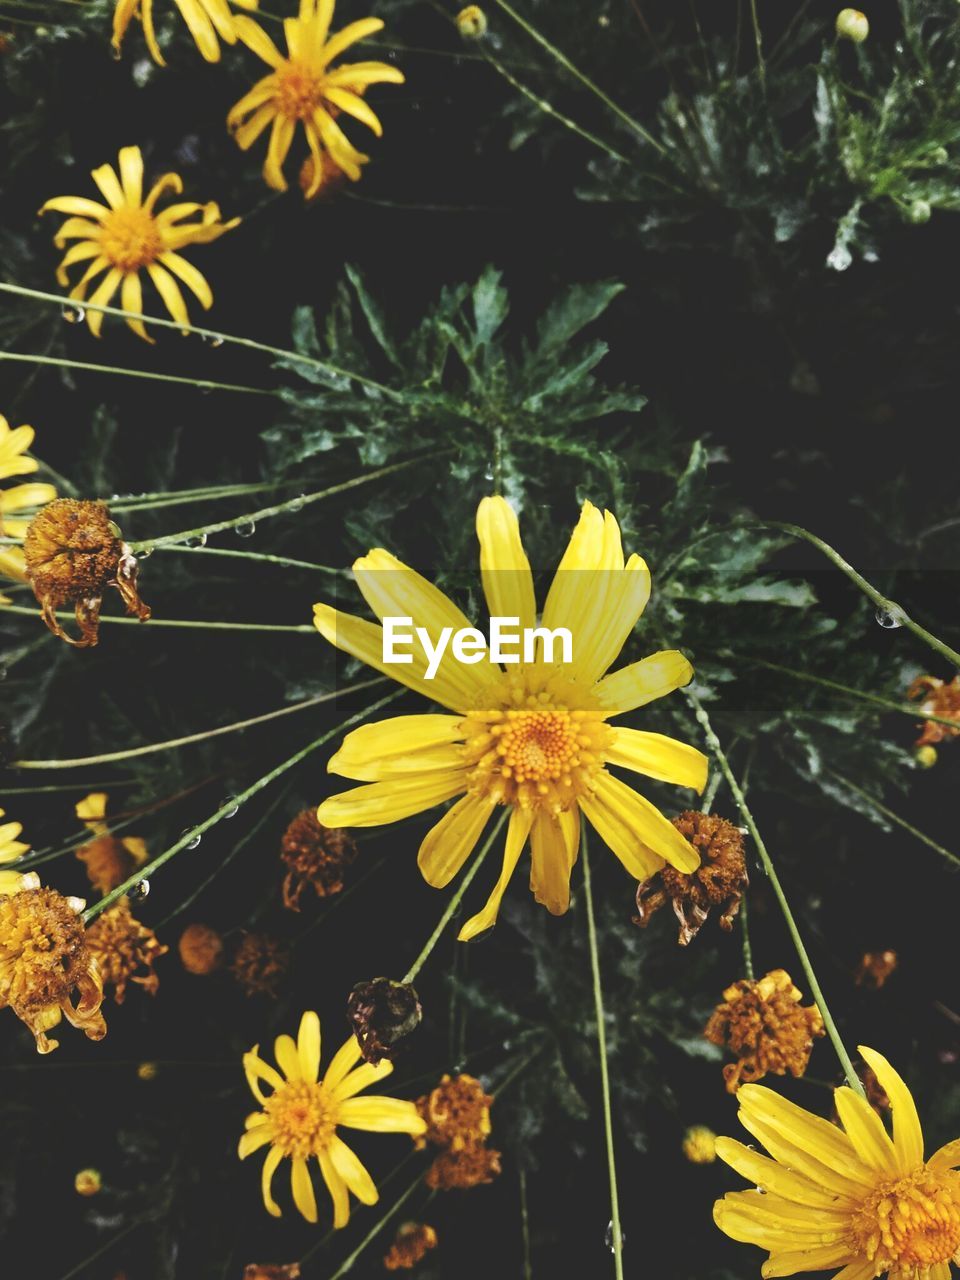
[319,16,383,67]
[713,1138,852,1210]
[147,262,190,330]
[121,271,151,344]
[417,791,497,888]
[238,1125,273,1158]
[263,114,295,190]
[318,771,467,829]
[330,1058,394,1103]
[232,103,277,152]
[260,1145,283,1216]
[529,807,578,915]
[318,1148,349,1228]
[736,1111,873,1198]
[605,728,708,792]
[233,13,284,64]
[327,714,465,781]
[322,1035,362,1092]
[459,805,533,940]
[760,1245,853,1277]
[833,1086,899,1174]
[90,162,125,210]
[327,1134,378,1205]
[475,495,536,633]
[337,1096,426,1134]
[171,0,220,60]
[312,107,366,180]
[141,0,165,64]
[118,146,143,206]
[325,61,405,88]
[273,1033,301,1081]
[156,252,213,310]
[579,771,699,876]
[594,649,694,715]
[55,241,101,286]
[324,86,383,137]
[76,793,108,823]
[86,269,123,338]
[929,1137,960,1172]
[298,1011,321,1083]
[244,1046,285,1104]
[291,1156,317,1223]
[738,1086,865,1175]
[227,75,277,129]
[856,1045,924,1171]
[39,195,110,220]
[577,553,652,684]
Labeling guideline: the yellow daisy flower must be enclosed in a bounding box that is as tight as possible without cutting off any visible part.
[227,0,405,199]
[0,416,40,481]
[314,495,708,940]
[112,0,258,66]
[0,810,30,865]
[1,482,58,540]
[713,1045,960,1280]
[39,146,240,342]
[239,1011,427,1226]
[0,416,55,600]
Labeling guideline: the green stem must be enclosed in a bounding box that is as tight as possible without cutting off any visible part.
[761,521,960,670]
[747,656,960,733]
[0,282,398,398]
[740,895,755,981]
[155,544,348,576]
[323,1174,423,1280]
[81,689,403,922]
[0,602,314,633]
[520,1167,533,1280]
[490,0,667,156]
[109,482,285,514]
[130,455,442,552]
[0,351,274,396]
[686,689,864,1096]
[403,809,509,983]
[829,769,960,870]
[581,830,624,1280]
[10,678,385,769]
[748,0,767,91]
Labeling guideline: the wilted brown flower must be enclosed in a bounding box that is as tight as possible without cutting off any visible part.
[86,900,167,1003]
[425,1145,502,1191]
[634,811,749,945]
[242,1267,300,1280]
[281,810,357,910]
[178,922,224,975]
[908,674,960,746]
[0,885,107,1053]
[230,932,290,997]
[22,498,150,648]
[383,1222,438,1270]
[855,949,898,989]
[347,977,422,1065]
[704,968,825,1093]
[75,792,148,894]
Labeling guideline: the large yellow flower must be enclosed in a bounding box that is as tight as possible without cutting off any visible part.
[314,496,708,940]
[39,146,239,342]
[239,1011,426,1226]
[112,0,258,66]
[714,1045,960,1280]
[227,0,404,199]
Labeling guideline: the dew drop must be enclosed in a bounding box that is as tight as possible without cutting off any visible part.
[605,1221,626,1253]
[204,334,225,348]
[62,305,85,324]
[236,519,256,538]
[180,829,202,850]
[483,466,494,481]
[826,245,852,272]
[186,532,208,548]
[223,797,240,819]
[875,606,903,629]
[128,878,150,900]
[138,546,153,560]
[111,44,122,60]
[289,494,306,512]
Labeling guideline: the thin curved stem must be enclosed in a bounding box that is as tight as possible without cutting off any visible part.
[110,482,285,514]
[10,677,385,769]
[686,688,864,1096]
[0,351,275,396]
[155,544,348,576]
[322,1173,424,1280]
[761,521,960,670]
[403,808,509,983]
[581,830,623,1280]
[130,455,443,552]
[829,769,960,871]
[0,602,315,633]
[81,689,403,923]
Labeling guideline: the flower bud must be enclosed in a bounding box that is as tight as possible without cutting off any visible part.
[908,199,932,224]
[915,744,938,768]
[74,1167,102,1196]
[178,922,224,975]
[836,8,869,42]
[456,5,488,38]
[347,977,422,1064]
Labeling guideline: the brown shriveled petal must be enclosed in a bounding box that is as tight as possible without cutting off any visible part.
[346,977,422,1065]
[280,810,357,910]
[230,932,290,997]
[242,1266,301,1280]
[178,922,224,975]
[85,900,168,1004]
[22,499,150,648]
[634,811,749,945]
[425,1144,502,1191]
[908,674,960,746]
[383,1222,438,1271]
[416,1073,493,1152]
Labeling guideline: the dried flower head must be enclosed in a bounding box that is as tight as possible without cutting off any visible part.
[74,1168,102,1197]
[682,1125,717,1164]
[281,810,357,910]
[0,886,107,1053]
[634,811,749,945]
[425,1144,502,1191]
[137,1060,159,1081]
[704,969,825,1094]
[384,1222,438,1270]
[178,922,224,975]
[23,499,150,648]
[908,675,960,747]
[416,1073,492,1152]
[243,1267,301,1280]
[855,948,898,989]
[85,900,167,1003]
[75,792,149,893]
[347,977,422,1065]
[230,932,290,997]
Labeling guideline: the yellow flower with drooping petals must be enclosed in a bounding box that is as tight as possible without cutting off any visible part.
[112,0,258,66]
[714,1045,960,1280]
[314,496,708,939]
[239,1011,426,1226]
[39,146,239,342]
[0,415,56,600]
[0,416,40,481]
[227,0,404,199]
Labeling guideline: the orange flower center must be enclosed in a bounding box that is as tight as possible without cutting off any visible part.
[275,59,326,120]
[99,206,163,272]
[263,1079,336,1157]
[850,1167,960,1272]
[462,679,610,813]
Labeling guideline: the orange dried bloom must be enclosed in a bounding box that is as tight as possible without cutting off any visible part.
[0,886,107,1053]
[178,922,224,975]
[415,1073,500,1191]
[75,792,148,894]
[22,499,150,647]
[425,1145,502,1191]
[230,932,290,997]
[855,948,898,989]
[299,152,347,204]
[634,811,749,945]
[908,674,960,746]
[704,968,825,1094]
[243,1267,300,1280]
[383,1222,438,1270]
[280,810,357,910]
[86,900,167,1003]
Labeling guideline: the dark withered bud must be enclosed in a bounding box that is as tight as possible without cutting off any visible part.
[347,976,422,1065]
